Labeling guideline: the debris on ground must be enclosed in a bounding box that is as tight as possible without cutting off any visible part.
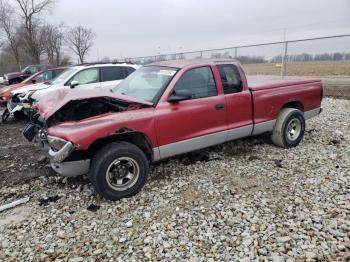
[38,195,61,206]
[87,204,100,212]
[0,197,30,213]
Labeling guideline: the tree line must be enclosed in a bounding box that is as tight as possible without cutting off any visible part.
[210,51,350,64]
[270,52,350,63]
[0,0,95,75]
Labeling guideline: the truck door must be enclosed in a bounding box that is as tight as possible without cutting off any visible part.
[216,64,253,139]
[154,66,227,159]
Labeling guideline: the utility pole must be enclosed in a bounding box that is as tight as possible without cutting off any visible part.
[281,28,287,77]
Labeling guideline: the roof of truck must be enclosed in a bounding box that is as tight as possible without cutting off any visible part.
[149,58,240,69]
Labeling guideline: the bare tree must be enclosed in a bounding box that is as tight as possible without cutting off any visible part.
[66,25,95,63]
[41,23,64,66]
[0,0,21,69]
[13,0,56,63]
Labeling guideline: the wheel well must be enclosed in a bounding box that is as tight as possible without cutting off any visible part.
[281,101,304,112]
[88,131,154,162]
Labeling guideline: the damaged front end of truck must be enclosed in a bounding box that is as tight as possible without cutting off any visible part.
[22,93,154,177]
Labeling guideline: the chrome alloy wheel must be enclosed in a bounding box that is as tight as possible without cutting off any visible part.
[106,157,140,191]
[286,118,301,141]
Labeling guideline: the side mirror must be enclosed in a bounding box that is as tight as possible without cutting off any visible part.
[168,89,192,102]
[31,79,36,84]
[25,70,31,75]
[70,80,79,89]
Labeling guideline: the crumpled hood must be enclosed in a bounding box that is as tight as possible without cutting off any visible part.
[0,81,33,96]
[34,88,153,120]
[11,83,49,96]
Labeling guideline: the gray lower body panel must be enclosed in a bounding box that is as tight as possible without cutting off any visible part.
[304,107,322,120]
[154,125,253,161]
[51,159,91,177]
[252,120,276,135]
[152,107,321,162]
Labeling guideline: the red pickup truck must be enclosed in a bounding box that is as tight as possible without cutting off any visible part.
[23,59,323,200]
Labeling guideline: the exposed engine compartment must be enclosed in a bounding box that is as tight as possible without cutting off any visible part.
[46,97,148,127]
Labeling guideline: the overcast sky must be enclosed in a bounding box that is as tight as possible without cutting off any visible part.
[51,0,350,61]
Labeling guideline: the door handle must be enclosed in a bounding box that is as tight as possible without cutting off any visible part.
[215,103,225,110]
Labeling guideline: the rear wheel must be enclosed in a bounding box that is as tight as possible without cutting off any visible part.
[271,108,305,148]
[88,142,149,201]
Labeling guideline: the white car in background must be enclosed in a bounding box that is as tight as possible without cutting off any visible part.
[7,63,141,118]
[0,77,4,85]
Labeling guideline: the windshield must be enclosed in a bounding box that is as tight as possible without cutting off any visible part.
[24,72,41,83]
[112,66,178,103]
[50,68,77,85]
[21,66,30,73]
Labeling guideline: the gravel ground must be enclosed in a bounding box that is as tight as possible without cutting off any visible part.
[0,98,349,261]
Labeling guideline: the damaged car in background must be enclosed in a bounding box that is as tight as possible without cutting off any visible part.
[1,67,68,122]
[4,63,140,123]
[23,59,323,201]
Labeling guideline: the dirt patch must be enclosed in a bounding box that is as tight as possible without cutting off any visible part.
[324,85,350,99]
[242,60,350,76]
[0,119,54,187]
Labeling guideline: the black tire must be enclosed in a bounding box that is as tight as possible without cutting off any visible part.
[271,108,305,148]
[13,111,26,120]
[88,142,149,201]
[1,109,10,123]
[9,79,21,85]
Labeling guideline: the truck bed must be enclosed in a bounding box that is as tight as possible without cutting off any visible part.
[246,75,321,91]
[246,75,323,127]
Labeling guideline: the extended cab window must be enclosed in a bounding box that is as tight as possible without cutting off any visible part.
[101,67,124,82]
[70,68,99,85]
[174,66,217,99]
[217,64,242,94]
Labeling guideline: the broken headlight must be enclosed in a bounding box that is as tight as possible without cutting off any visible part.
[47,135,69,151]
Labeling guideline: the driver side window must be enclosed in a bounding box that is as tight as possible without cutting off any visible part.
[70,68,99,85]
[173,66,217,99]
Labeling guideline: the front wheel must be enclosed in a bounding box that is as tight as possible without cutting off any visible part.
[271,108,305,148]
[88,142,149,201]
[1,109,10,123]
[9,79,21,85]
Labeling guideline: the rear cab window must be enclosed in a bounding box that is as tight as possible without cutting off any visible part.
[173,66,217,99]
[217,64,242,94]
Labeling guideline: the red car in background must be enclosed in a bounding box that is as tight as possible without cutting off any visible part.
[0,67,67,106]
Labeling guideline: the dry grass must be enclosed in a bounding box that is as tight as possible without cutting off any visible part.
[242,60,350,77]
